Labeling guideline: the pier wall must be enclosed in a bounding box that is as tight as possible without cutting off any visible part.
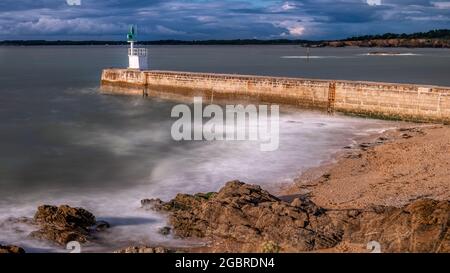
[101,69,450,123]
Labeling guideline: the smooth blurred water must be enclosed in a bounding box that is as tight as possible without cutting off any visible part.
[1,45,444,252]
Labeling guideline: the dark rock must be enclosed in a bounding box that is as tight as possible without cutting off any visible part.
[158,226,171,236]
[336,199,450,253]
[2,217,35,225]
[29,205,106,246]
[141,198,167,211]
[150,180,342,251]
[322,173,331,181]
[149,181,450,253]
[346,210,362,218]
[290,197,325,216]
[0,217,36,235]
[94,221,110,232]
[359,143,372,148]
[30,228,89,245]
[345,153,362,159]
[0,245,25,254]
[34,205,96,228]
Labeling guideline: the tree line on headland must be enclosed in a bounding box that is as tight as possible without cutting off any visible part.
[1,29,449,47]
[325,29,450,48]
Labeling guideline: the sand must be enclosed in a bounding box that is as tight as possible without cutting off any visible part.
[284,124,450,210]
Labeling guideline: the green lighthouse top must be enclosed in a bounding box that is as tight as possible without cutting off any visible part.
[127,25,137,42]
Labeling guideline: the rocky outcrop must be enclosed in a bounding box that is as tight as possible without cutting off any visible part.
[323,38,450,48]
[115,246,174,253]
[29,205,109,246]
[0,245,25,254]
[333,199,450,253]
[145,181,449,253]
[144,181,343,252]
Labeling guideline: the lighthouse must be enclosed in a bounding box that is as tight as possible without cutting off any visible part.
[127,25,148,70]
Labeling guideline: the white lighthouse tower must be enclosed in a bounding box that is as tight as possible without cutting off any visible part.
[127,25,148,70]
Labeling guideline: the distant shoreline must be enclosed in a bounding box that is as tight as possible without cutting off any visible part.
[0,39,449,48]
[1,29,449,47]
[1,40,448,48]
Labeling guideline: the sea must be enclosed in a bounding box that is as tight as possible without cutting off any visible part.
[0,45,449,252]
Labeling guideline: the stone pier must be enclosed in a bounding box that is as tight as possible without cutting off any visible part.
[101,69,450,123]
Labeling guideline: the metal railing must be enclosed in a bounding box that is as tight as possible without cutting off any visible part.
[128,48,147,56]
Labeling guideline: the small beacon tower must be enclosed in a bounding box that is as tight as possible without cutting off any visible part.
[127,25,148,70]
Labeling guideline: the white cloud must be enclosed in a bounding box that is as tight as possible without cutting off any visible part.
[367,0,382,6]
[275,21,305,37]
[193,16,216,23]
[432,1,450,9]
[281,2,296,11]
[14,16,121,34]
[155,25,185,35]
[287,25,305,36]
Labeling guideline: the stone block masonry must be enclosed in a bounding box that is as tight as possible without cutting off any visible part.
[101,69,450,124]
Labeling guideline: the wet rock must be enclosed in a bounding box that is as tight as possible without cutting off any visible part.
[158,226,171,236]
[337,199,450,253]
[2,217,35,226]
[30,228,89,245]
[149,181,449,253]
[0,245,25,254]
[115,246,174,253]
[149,180,342,252]
[290,197,325,216]
[322,173,331,181]
[141,198,166,211]
[398,127,426,136]
[29,205,108,246]
[34,205,96,228]
[359,143,372,148]
[0,217,36,235]
[345,153,362,159]
[346,210,362,219]
[94,221,110,232]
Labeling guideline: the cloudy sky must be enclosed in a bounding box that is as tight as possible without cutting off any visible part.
[0,0,449,40]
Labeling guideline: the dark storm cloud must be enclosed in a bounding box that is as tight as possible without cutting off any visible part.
[0,0,448,40]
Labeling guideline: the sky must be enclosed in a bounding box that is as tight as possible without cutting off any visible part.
[0,0,449,40]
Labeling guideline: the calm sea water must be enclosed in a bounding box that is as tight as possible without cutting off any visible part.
[0,45,447,252]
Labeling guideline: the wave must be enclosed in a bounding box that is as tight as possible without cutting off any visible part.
[360,53,422,56]
[281,55,353,59]
[0,106,401,252]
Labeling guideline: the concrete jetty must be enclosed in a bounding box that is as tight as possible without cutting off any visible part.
[101,69,450,124]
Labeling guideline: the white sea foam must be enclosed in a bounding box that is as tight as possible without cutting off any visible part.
[360,53,422,56]
[281,55,354,59]
[0,109,401,252]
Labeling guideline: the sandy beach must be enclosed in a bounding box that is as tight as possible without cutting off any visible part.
[285,124,449,210]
